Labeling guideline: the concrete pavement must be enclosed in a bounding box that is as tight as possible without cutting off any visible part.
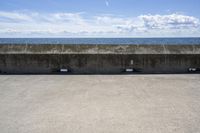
[0,75,200,133]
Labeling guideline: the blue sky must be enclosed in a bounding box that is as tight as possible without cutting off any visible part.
[0,0,200,37]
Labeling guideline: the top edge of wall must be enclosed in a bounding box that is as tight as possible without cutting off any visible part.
[0,44,200,54]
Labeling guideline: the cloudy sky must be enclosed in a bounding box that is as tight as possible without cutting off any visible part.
[0,0,200,37]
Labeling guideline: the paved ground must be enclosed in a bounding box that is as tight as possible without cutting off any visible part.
[0,75,200,133]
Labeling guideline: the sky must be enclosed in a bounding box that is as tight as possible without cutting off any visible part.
[0,0,200,37]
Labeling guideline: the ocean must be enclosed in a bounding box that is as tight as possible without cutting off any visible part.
[0,38,200,45]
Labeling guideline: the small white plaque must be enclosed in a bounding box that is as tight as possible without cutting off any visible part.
[130,60,134,65]
[189,68,196,72]
[126,69,134,72]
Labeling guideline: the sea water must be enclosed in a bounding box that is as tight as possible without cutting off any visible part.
[0,38,200,45]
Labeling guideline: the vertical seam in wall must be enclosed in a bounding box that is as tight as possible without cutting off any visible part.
[192,45,195,54]
[25,43,27,54]
[61,44,64,54]
[162,44,167,65]
[96,44,99,73]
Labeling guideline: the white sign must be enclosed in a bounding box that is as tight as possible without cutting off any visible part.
[126,69,134,72]
[60,69,68,72]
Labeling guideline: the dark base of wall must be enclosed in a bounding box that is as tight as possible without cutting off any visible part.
[0,54,200,74]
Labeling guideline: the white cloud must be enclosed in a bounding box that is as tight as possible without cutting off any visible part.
[105,0,109,7]
[140,14,199,29]
[0,11,33,22]
[115,14,200,37]
[0,11,199,37]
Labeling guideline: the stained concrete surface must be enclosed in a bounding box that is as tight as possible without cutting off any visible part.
[0,75,200,133]
[1,54,200,74]
[1,44,200,54]
[1,44,200,74]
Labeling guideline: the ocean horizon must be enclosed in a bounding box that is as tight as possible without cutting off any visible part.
[0,37,200,45]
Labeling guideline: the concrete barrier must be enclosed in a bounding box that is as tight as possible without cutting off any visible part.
[0,44,200,74]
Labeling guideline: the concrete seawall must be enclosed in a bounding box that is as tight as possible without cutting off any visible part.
[0,44,200,74]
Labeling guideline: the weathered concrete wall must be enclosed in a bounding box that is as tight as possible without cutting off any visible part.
[0,44,200,74]
[1,44,200,54]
